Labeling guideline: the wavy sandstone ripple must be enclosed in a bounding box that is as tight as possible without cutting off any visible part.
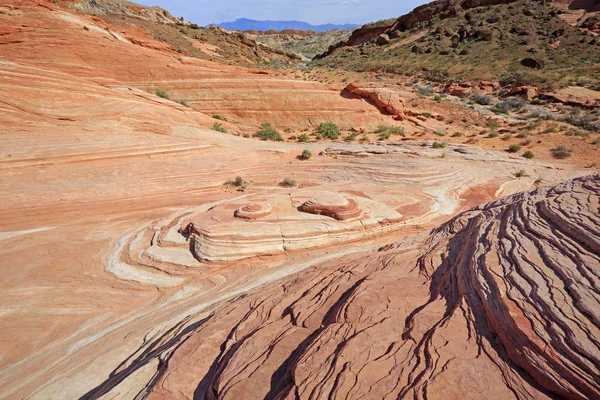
[130,175,600,400]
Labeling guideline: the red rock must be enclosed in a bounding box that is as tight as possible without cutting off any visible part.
[144,176,600,400]
[345,82,407,116]
[508,85,538,101]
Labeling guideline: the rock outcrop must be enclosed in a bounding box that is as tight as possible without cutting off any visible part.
[134,175,600,400]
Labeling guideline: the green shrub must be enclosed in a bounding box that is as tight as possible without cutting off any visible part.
[487,119,499,130]
[300,149,312,160]
[345,133,358,141]
[434,95,442,102]
[256,123,282,141]
[378,131,391,140]
[421,112,433,118]
[432,141,447,149]
[593,138,600,145]
[212,114,222,120]
[375,125,405,136]
[516,132,528,138]
[155,88,169,99]
[280,177,296,187]
[487,131,499,138]
[472,93,492,105]
[227,176,247,190]
[551,145,572,159]
[434,130,446,137]
[212,122,227,133]
[515,169,528,178]
[508,144,521,153]
[297,133,309,142]
[522,151,534,159]
[451,132,463,137]
[317,122,340,139]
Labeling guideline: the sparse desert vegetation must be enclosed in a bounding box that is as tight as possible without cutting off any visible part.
[317,122,340,140]
[212,122,227,133]
[280,177,296,187]
[255,123,283,141]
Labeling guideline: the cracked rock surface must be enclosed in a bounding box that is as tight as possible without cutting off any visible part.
[137,175,600,400]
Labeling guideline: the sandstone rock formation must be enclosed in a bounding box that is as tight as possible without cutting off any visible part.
[1,1,599,399]
[114,175,600,400]
[0,0,390,130]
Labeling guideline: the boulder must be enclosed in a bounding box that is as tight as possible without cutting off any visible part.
[521,57,545,69]
[508,85,538,101]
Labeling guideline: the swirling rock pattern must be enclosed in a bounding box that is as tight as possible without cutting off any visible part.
[300,192,363,221]
[234,202,273,220]
[142,175,600,400]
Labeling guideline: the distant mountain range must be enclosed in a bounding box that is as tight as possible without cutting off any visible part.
[211,18,359,33]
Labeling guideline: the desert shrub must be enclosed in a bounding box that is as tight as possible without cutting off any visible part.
[499,71,545,87]
[227,176,247,190]
[212,114,222,120]
[516,132,528,138]
[375,125,405,136]
[593,138,600,145]
[317,122,340,139]
[472,93,492,105]
[212,122,227,133]
[378,131,391,140]
[297,133,309,142]
[421,112,433,118]
[565,115,600,132]
[529,109,559,120]
[345,133,358,141]
[256,123,282,141]
[551,145,572,159]
[522,151,534,159]
[487,131,499,138]
[434,95,442,102]
[502,133,512,141]
[505,98,525,110]
[280,177,296,187]
[508,144,521,153]
[451,132,463,137]
[416,86,434,96]
[515,169,528,178]
[155,88,169,99]
[487,119,499,130]
[434,130,446,137]
[432,141,447,149]
[491,102,510,114]
[360,134,369,142]
[299,149,312,160]
[178,99,188,107]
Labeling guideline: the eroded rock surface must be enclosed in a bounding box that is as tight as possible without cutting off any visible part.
[138,175,600,400]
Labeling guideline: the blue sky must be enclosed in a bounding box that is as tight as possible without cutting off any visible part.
[136,0,430,26]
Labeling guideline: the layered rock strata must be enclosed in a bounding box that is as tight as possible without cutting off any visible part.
[139,175,600,400]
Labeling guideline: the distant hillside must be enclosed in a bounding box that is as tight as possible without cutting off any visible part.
[213,18,359,33]
[246,29,355,61]
[313,0,600,87]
